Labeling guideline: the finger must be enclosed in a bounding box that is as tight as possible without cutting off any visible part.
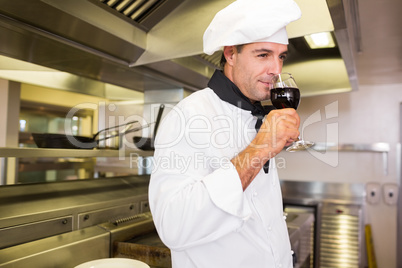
[266,112,299,130]
[276,108,300,126]
[274,118,300,141]
[267,108,299,121]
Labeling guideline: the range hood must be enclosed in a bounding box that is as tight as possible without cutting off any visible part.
[0,0,358,97]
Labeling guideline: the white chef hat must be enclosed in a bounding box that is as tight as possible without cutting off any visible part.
[203,0,302,55]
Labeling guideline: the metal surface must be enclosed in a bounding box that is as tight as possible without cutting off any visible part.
[0,147,153,185]
[285,204,321,268]
[281,180,366,268]
[319,203,363,268]
[93,0,184,31]
[286,212,315,268]
[0,176,149,229]
[0,0,204,93]
[0,216,73,249]
[0,213,156,268]
[78,203,140,229]
[99,212,156,256]
[106,213,154,241]
[18,158,95,172]
[0,158,5,185]
[0,0,146,63]
[326,0,359,91]
[311,142,390,175]
[95,0,184,31]
[0,225,110,268]
[0,0,400,95]
[311,142,390,153]
[281,180,365,205]
[0,10,191,93]
[0,175,154,267]
[0,0,362,96]
[0,147,153,158]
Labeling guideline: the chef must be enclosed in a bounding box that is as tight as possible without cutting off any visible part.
[149,0,302,267]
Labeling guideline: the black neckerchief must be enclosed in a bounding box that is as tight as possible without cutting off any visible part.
[208,70,274,173]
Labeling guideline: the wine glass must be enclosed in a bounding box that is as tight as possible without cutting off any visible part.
[270,72,314,152]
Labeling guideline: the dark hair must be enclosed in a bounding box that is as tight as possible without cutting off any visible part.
[219,45,244,69]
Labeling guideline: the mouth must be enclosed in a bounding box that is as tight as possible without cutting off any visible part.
[259,80,274,88]
[259,75,277,88]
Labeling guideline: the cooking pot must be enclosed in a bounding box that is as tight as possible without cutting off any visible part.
[32,120,138,149]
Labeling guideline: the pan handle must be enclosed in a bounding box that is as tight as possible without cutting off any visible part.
[153,104,165,138]
[93,120,139,139]
[97,123,153,143]
[123,123,153,136]
[123,104,165,137]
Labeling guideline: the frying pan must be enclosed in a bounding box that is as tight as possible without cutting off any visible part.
[32,120,138,149]
[133,104,165,151]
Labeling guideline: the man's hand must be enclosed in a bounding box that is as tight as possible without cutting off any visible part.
[253,108,300,154]
[231,108,300,190]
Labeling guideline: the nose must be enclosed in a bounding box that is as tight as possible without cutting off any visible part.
[270,58,282,75]
[267,59,283,85]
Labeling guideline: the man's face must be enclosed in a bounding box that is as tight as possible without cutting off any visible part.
[226,42,288,102]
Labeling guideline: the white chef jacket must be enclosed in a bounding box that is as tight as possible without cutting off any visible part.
[149,88,292,268]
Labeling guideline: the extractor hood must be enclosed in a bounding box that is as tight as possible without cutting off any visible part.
[0,0,359,97]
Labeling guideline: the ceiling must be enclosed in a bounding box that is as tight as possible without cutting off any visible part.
[0,0,401,99]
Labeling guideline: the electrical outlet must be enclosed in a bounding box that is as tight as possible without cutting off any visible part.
[366,182,381,205]
[383,183,398,206]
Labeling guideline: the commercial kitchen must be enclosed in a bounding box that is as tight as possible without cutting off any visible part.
[0,0,401,267]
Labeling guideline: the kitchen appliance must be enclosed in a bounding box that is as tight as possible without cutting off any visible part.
[281,180,366,268]
[286,212,315,268]
[0,176,155,267]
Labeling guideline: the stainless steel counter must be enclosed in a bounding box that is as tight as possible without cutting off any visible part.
[0,176,152,267]
[0,176,150,230]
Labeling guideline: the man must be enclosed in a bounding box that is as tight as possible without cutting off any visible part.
[149,0,302,267]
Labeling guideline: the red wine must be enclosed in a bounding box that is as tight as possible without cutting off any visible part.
[270,87,300,109]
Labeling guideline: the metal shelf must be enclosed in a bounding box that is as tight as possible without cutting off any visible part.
[311,142,390,153]
[0,147,153,158]
[310,142,390,175]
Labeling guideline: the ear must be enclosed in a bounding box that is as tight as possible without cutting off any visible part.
[223,46,236,65]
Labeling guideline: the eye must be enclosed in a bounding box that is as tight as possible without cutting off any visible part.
[279,54,288,61]
[257,53,268,58]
